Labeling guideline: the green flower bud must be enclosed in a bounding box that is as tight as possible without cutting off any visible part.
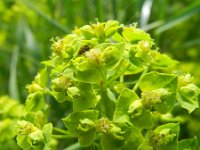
[73,25,94,39]
[135,40,152,62]
[67,87,80,99]
[101,46,120,69]
[91,22,105,39]
[16,120,37,135]
[95,117,112,134]
[149,129,176,149]
[77,119,95,132]
[137,41,151,54]
[85,49,101,64]
[128,100,143,117]
[180,84,200,98]
[51,76,72,91]
[122,26,151,42]
[104,20,120,37]
[28,129,44,145]
[178,74,193,86]
[142,88,169,108]
[27,83,43,93]
[51,38,65,55]
[109,124,124,140]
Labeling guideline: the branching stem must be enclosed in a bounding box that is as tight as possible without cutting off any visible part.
[133,67,149,91]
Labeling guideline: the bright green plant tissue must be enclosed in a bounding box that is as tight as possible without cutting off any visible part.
[16,21,199,150]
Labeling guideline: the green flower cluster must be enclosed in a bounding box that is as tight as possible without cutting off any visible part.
[18,21,199,149]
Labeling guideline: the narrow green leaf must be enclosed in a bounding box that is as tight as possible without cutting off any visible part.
[24,20,39,52]
[182,38,200,48]
[96,0,104,21]
[140,0,153,27]
[141,21,163,31]
[18,0,69,33]
[155,3,200,34]
[9,47,19,100]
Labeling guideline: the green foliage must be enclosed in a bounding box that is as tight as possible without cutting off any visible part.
[16,21,199,149]
[0,0,200,149]
[139,71,177,113]
[178,137,198,150]
[1,0,200,101]
[16,121,52,150]
[0,96,23,150]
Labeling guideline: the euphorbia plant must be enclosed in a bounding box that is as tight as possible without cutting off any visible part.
[0,96,23,150]
[16,20,199,149]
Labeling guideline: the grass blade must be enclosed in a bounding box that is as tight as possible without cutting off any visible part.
[112,0,117,19]
[182,38,200,48]
[65,0,74,28]
[9,47,19,100]
[18,0,69,33]
[140,0,153,27]
[155,3,200,34]
[141,20,164,31]
[63,143,81,150]
[96,0,104,21]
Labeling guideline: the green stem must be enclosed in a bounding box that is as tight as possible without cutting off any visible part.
[98,67,107,86]
[53,127,69,135]
[100,88,115,120]
[120,75,124,82]
[63,143,81,150]
[133,67,148,91]
[97,66,115,119]
[107,59,130,85]
[96,0,104,21]
[52,134,74,139]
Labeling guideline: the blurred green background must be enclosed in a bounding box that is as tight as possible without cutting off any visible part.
[1,0,200,101]
[0,0,200,149]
